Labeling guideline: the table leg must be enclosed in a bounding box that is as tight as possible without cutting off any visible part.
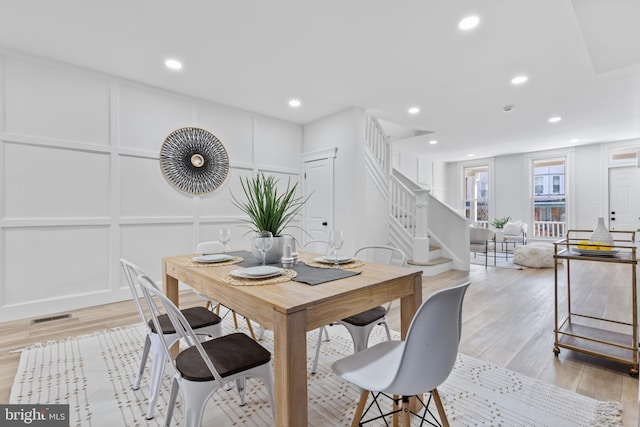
[163,261,180,306]
[273,309,308,426]
[400,275,422,339]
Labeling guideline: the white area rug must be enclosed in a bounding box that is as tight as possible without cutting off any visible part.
[10,315,621,426]
[470,253,525,270]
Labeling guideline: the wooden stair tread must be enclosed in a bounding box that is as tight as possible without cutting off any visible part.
[407,256,451,267]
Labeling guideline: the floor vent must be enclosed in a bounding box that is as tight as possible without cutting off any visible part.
[31,314,71,324]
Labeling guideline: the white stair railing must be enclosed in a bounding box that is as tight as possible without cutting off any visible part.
[364,114,467,269]
[390,169,430,263]
[365,115,390,176]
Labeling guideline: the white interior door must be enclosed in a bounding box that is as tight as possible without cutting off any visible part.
[609,166,640,233]
[304,158,333,243]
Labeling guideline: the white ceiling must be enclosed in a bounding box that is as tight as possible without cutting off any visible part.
[0,0,639,162]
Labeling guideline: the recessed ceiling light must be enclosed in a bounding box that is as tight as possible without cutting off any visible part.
[570,138,580,143]
[164,59,183,70]
[548,116,562,123]
[511,75,528,85]
[467,153,475,157]
[458,16,480,31]
[429,140,438,145]
[408,107,420,114]
[288,99,301,108]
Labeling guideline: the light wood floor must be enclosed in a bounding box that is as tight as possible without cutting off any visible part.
[1,262,637,426]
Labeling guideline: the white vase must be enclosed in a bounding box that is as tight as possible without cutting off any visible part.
[590,217,614,245]
[252,235,285,264]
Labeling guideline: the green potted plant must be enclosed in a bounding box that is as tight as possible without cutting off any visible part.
[491,216,511,230]
[232,172,310,263]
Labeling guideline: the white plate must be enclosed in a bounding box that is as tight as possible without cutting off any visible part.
[230,266,283,279]
[575,248,619,257]
[315,255,354,264]
[192,254,233,263]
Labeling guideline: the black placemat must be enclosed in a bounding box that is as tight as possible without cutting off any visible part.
[225,251,361,285]
[291,262,361,285]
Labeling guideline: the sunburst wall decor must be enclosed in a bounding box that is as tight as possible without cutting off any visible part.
[159,127,230,194]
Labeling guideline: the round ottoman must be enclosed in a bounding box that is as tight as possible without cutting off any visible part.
[513,242,560,268]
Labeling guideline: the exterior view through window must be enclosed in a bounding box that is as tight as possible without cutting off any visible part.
[464,165,489,227]
[533,158,566,238]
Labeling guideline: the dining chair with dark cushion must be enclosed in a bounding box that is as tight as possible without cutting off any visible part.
[135,273,275,427]
[120,259,223,420]
[311,245,406,374]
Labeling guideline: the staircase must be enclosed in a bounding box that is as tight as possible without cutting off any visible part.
[365,115,469,275]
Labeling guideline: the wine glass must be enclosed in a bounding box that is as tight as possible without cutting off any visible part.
[254,231,274,266]
[218,228,231,253]
[328,230,344,269]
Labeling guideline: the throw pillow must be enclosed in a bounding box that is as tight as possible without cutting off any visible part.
[503,221,522,236]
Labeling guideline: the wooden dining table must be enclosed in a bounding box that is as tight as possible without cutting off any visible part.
[162,252,423,426]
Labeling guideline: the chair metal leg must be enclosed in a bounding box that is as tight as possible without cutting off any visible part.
[432,388,449,427]
[133,335,151,390]
[311,326,328,374]
[351,389,369,427]
[164,376,180,427]
[235,377,246,406]
[146,335,169,419]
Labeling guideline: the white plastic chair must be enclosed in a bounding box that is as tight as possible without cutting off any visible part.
[135,273,275,427]
[332,281,471,427]
[120,259,222,420]
[311,246,406,374]
[192,241,257,340]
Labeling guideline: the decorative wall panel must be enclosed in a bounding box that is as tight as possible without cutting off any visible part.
[4,58,110,144]
[198,102,254,164]
[119,224,193,281]
[254,116,302,170]
[3,227,110,305]
[118,84,193,152]
[119,155,192,217]
[4,143,110,218]
[0,52,303,321]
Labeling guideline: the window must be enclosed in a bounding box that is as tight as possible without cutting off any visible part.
[464,165,489,227]
[532,158,566,238]
[534,177,543,195]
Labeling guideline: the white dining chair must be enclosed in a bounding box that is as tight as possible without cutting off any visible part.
[300,239,330,255]
[135,273,275,427]
[192,241,257,340]
[332,281,471,427]
[120,259,223,420]
[311,245,406,374]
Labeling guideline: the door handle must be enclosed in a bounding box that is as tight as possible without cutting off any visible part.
[322,221,328,226]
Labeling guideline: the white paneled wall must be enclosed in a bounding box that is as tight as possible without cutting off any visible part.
[0,52,302,321]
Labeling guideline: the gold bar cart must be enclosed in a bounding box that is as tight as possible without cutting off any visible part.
[553,229,638,375]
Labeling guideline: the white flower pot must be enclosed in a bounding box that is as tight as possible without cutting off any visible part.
[252,235,285,265]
